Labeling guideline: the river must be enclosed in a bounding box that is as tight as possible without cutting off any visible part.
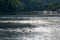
[0,17,60,40]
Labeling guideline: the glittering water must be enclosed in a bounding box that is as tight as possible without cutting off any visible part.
[0,17,60,40]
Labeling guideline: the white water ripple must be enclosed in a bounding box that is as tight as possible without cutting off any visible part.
[0,17,60,40]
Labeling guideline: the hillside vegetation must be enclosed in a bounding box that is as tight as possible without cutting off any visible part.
[0,0,60,12]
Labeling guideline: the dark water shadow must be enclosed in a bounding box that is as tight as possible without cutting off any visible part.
[0,23,36,28]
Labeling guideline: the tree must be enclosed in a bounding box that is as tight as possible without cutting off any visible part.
[0,0,26,12]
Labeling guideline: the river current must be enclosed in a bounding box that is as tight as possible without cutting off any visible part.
[0,17,60,40]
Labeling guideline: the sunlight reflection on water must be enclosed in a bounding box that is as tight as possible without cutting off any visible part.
[0,17,60,40]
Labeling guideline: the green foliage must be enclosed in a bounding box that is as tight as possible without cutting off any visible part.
[45,3,60,11]
[0,0,26,12]
[0,0,60,12]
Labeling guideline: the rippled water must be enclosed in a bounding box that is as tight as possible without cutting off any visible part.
[0,17,60,40]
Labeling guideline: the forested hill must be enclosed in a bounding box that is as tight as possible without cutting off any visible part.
[0,0,60,12]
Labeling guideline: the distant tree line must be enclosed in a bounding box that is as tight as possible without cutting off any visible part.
[0,0,60,15]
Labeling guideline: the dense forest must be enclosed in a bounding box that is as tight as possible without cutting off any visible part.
[0,0,60,12]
